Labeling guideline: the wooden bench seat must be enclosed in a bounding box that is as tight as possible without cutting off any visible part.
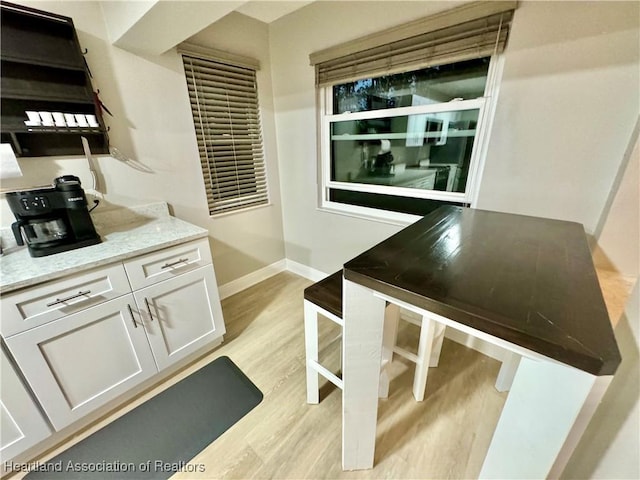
[303,270,446,403]
[303,271,342,319]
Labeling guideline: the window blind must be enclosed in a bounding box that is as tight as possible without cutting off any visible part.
[310,0,517,86]
[182,54,268,215]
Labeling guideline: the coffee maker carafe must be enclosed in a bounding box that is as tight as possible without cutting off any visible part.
[7,175,101,257]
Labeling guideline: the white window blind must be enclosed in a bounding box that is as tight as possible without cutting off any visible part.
[310,0,517,86]
[182,53,268,215]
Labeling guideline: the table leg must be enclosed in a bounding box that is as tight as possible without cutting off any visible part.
[480,356,611,479]
[342,279,386,471]
[379,303,400,399]
[495,351,521,392]
[429,321,446,367]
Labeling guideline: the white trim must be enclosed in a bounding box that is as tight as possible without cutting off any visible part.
[327,180,469,202]
[285,259,328,282]
[319,200,421,226]
[328,98,484,122]
[470,54,505,207]
[218,259,287,299]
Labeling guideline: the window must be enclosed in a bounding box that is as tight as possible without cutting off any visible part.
[311,1,516,223]
[181,46,268,216]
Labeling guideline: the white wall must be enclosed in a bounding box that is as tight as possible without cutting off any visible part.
[1,1,285,286]
[593,121,639,277]
[477,1,640,235]
[270,1,462,273]
[269,0,640,273]
[99,0,156,44]
[561,116,639,479]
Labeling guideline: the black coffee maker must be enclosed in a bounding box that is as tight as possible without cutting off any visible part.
[7,175,101,257]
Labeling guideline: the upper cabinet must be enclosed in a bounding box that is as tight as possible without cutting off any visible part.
[0,1,109,157]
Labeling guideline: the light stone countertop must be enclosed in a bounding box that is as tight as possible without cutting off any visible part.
[0,202,209,295]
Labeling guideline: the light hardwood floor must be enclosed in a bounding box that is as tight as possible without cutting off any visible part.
[171,272,508,480]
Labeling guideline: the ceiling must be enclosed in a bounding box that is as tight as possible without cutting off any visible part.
[236,1,314,24]
[102,0,315,56]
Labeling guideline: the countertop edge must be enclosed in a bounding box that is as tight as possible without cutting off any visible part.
[0,208,209,296]
[0,230,209,296]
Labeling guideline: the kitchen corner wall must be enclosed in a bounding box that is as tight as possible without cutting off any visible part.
[476,1,639,236]
[269,0,640,274]
[0,1,286,286]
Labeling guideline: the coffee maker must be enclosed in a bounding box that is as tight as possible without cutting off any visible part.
[7,175,101,257]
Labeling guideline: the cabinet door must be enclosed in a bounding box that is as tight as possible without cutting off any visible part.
[0,347,51,462]
[134,265,225,371]
[4,295,157,431]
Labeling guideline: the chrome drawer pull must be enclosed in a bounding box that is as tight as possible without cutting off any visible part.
[127,304,138,328]
[46,290,92,307]
[161,258,189,269]
[144,297,154,321]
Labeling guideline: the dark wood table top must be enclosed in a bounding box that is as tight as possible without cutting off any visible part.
[344,206,621,376]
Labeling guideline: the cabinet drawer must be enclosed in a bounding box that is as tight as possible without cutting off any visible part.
[124,238,212,290]
[1,263,130,337]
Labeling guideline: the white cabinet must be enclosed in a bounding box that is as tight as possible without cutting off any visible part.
[4,295,158,431]
[1,238,225,436]
[0,346,51,462]
[133,266,224,371]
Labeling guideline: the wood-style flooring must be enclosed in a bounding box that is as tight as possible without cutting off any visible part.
[173,271,508,479]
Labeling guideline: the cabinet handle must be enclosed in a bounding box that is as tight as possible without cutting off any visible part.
[161,258,188,269]
[46,290,92,307]
[144,297,154,321]
[127,304,138,328]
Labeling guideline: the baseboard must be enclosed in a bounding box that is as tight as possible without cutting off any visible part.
[285,259,328,282]
[218,259,287,300]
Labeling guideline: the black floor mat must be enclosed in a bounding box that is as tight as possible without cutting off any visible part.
[26,356,263,479]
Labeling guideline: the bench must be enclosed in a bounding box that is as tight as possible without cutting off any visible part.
[303,271,445,403]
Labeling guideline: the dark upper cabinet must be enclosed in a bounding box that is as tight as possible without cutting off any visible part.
[0,1,109,157]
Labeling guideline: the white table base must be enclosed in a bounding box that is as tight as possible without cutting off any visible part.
[342,279,613,477]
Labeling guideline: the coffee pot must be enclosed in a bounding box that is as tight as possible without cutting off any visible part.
[7,175,101,257]
[12,217,69,247]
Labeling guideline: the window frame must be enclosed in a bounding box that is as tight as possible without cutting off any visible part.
[318,54,505,225]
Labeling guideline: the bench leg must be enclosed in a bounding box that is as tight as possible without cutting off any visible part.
[304,300,320,404]
[379,303,400,399]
